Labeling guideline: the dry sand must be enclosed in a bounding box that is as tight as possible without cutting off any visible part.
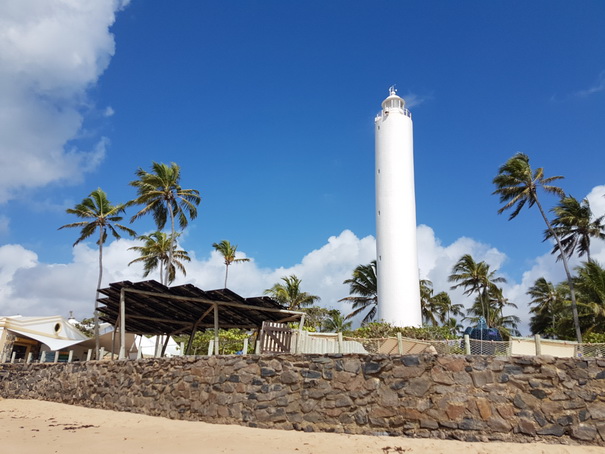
[1,398,605,454]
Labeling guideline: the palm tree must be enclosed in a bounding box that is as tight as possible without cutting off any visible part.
[339,260,378,325]
[322,309,353,333]
[212,240,250,288]
[527,277,566,338]
[573,261,605,335]
[420,279,448,326]
[448,254,506,327]
[264,275,320,310]
[492,152,582,343]
[545,196,605,262]
[128,231,190,285]
[129,162,201,279]
[59,188,136,357]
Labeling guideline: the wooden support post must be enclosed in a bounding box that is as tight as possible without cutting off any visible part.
[180,341,185,356]
[111,317,117,360]
[26,352,33,363]
[160,334,170,357]
[40,351,46,363]
[86,349,92,361]
[10,351,16,363]
[208,339,214,356]
[153,334,162,358]
[464,334,471,355]
[54,351,59,363]
[242,338,248,355]
[68,350,74,363]
[99,347,105,360]
[255,340,260,355]
[213,303,219,355]
[119,288,126,360]
[534,334,542,356]
[296,314,306,354]
[396,332,404,354]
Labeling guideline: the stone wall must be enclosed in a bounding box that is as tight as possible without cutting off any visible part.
[1,353,605,445]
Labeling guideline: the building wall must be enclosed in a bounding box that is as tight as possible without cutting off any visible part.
[1,353,605,445]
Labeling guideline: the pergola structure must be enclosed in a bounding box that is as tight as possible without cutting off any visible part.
[97,280,305,358]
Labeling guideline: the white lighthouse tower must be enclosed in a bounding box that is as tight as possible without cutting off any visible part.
[375,87,422,327]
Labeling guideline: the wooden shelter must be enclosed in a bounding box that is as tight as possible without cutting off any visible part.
[97,280,305,358]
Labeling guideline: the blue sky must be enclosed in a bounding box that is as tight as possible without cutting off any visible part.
[1,1,604,334]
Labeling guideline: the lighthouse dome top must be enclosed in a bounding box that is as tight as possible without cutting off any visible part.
[382,86,405,110]
[378,86,411,120]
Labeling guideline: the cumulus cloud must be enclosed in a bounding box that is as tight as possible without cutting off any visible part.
[0,0,128,202]
[0,228,498,328]
[3,185,604,334]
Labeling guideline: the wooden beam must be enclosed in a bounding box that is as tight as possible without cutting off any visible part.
[119,287,305,317]
[185,306,215,354]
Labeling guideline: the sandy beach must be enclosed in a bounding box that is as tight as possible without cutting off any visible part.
[1,399,604,454]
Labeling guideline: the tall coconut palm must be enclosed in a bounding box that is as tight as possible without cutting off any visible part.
[545,196,605,262]
[492,152,582,342]
[212,240,250,288]
[59,188,136,357]
[129,162,200,280]
[527,277,566,338]
[448,254,505,327]
[128,231,190,285]
[264,275,320,310]
[339,260,378,325]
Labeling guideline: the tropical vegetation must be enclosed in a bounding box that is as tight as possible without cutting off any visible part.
[339,260,378,324]
[128,231,190,285]
[59,188,136,357]
[264,275,320,310]
[212,240,250,288]
[493,152,583,343]
[128,162,200,281]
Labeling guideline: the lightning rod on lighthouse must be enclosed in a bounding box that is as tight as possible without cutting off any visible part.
[374,86,422,327]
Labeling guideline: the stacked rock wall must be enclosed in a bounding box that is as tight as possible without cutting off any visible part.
[1,353,605,445]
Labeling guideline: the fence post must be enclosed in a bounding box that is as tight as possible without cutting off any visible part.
[40,351,46,363]
[86,349,92,361]
[53,351,59,363]
[337,332,343,354]
[68,350,74,363]
[99,347,105,360]
[396,333,404,354]
[208,339,214,356]
[10,351,16,363]
[534,334,542,356]
[26,352,33,363]
[242,338,249,355]
[464,334,471,355]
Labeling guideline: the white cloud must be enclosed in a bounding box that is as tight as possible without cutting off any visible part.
[0,0,128,202]
[3,185,605,334]
[574,71,605,98]
[0,216,9,235]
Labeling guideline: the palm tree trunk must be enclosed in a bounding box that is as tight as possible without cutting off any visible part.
[224,264,229,289]
[535,197,583,343]
[95,227,103,359]
[167,202,176,284]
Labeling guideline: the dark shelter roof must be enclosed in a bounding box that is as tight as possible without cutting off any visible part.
[97,280,303,335]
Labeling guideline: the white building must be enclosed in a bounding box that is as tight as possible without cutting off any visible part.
[374,87,422,327]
